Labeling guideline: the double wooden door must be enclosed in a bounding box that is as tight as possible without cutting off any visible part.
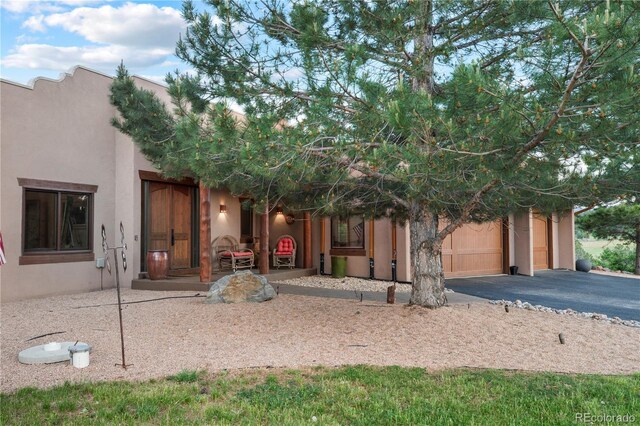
[148,182,193,270]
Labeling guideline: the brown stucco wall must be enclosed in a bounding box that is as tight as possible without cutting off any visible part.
[0,67,168,302]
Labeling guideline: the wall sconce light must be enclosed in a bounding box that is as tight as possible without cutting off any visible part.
[220,204,227,214]
[276,206,283,215]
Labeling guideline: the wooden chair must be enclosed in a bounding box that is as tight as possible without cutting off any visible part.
[273,235,296,269]
[211,235,254,272]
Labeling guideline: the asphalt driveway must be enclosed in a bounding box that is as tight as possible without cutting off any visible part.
[446,270,640,322]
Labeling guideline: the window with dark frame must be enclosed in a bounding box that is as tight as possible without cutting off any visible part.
[239,198,254,243]
[24,189,92,252]
[18,178,96,264]
[331,216,365,249]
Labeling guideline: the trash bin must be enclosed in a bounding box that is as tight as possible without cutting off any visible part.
[509,265,519,275]
[331,256,347,278]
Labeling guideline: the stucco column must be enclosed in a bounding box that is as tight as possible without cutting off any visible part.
[391,220,397,282]
[513,210,534,276]
[557,210,576,270]
[319,217,326,274]
[369,220,375,279]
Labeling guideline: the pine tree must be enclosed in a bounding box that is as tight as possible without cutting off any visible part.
[111,0,640,307]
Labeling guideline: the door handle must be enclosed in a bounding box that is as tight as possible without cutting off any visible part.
[171,229,175,246]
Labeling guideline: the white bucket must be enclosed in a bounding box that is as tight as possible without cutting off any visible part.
[69,344,91,368]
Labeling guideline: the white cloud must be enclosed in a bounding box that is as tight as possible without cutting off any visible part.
[44,3,186,47]
[1,1,108,14]
[0,0,97,14]
[3,2,188,77]
[22,15,46,32]
[2,43,173,71]
[282,67,304,80]
[1,1,53,13]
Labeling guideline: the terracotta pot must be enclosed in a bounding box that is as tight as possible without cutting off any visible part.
[147,250,169,280]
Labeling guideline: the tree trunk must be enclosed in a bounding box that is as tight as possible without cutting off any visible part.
[409,206,447,307]
[635,223,640,275]
[407,1,445,307]
[412,0,435,94]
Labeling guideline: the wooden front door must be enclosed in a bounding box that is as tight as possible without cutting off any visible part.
[149,182,193,270]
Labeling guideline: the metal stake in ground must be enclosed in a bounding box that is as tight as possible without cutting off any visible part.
[102,223,130,369]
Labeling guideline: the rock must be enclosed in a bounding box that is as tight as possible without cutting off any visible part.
[489,298,640,328]
[205,270,277,304]
[575,259,592,272]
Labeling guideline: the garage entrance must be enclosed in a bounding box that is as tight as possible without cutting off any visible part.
[442,220,505,278]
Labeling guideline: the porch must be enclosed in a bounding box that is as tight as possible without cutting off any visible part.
[132,267,317,292]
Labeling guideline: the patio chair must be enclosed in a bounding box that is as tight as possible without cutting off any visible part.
[273,235,296,269]
[211,235,254,272]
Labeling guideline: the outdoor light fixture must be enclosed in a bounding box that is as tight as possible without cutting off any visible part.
[276,206,283,215]
[220,204,227,213]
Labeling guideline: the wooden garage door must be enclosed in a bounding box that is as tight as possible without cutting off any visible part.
[533,214,550,270]
[442,220,504,278]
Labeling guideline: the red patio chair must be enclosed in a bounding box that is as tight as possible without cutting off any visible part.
[273,235,296,269]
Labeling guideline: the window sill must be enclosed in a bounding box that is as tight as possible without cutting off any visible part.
[19,252,95,265]
[330,248,366,256]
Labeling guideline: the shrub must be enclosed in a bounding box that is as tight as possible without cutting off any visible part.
[597,244,635,273]
[574,240,596,263]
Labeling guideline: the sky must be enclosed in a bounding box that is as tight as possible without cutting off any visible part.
[1,0,198,86]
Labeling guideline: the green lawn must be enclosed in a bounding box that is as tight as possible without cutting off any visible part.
[578,239,625,258]
[2,366,639,425]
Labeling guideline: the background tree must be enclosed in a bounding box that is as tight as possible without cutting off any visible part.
[111,0,640,307]
[577,203,640,274]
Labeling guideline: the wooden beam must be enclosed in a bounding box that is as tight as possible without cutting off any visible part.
[138,170,196,186]
[260,204,269,274]
[303,212,312,268]
[199,182,211,283]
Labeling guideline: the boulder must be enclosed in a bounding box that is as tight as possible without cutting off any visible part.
[205,270,276,304]
[575,258,592,272]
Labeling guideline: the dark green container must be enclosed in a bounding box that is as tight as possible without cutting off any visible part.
[331,256,347,278]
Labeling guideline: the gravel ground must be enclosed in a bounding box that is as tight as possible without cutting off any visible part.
[2,288,639,394]
[276,276,454,293]
[278,276,414,292]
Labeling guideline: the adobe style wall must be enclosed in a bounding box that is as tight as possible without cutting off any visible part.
[0,67,170,302]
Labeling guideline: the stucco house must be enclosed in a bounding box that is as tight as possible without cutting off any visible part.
[0,66,575,302]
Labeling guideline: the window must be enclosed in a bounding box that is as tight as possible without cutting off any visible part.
[239,198,254,243]
[19,178,96,264]
[331,216,365,251]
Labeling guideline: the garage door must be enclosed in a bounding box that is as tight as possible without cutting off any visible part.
[442,220,504,278]
[533,214,550,270]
